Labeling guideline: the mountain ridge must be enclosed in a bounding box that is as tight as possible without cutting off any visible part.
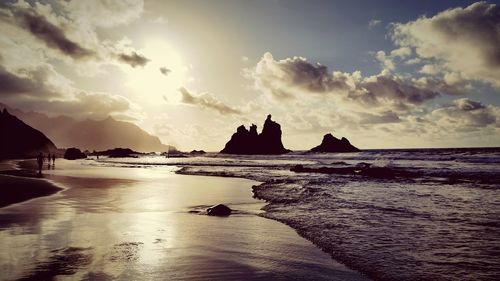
[0,103,174,152]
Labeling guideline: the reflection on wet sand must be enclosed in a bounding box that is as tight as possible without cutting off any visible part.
[0,160,368,281]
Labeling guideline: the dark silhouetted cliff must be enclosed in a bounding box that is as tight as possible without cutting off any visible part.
[0,109,57,158]
[310,133,360,153]
[221,114,290,154]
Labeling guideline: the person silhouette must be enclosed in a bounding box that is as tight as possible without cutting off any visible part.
[37,152,44,174]
[52,153,56,165]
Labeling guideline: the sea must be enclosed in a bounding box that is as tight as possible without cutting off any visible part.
[96,147,500,281]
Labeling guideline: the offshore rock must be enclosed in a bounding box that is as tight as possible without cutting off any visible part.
[221,114,290,154]
[310,133,360,153]
[64,147,87,160]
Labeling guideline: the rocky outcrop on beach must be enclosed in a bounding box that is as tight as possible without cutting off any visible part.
[310,133,360,153]
[221,114,290,154]
[99,148,139,158]
[207,204,232,216]
[189,150,206,155]
[64,148,87,160]
[0,109,57,159]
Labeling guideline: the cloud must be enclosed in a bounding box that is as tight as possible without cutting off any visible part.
[390,47,412,59]
[249,52,441,111]
[391,1,500,87]
[13,8,94,59]
[65,0,144,28]
[0,63,74,98]
[117,51,149,68]
[419,64,439,75]
[375,51,395,71]
[159,67,171,75]
[358,111,401,124]
[413,76,471,96]
[4,90,135,120]
[0,58,134,119]
[57,91,132,118]
[179,87,242,115]
[249,52,350,99]
[368,19,382,29]
[353,75,440,110]
[405,58,421,65]
[1,1,148,73]
[429,98,500,128]
[453,98,486,111]
[0,65,52,96]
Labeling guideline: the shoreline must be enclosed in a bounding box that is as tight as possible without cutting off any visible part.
[175,165,371,279]
[0,159,369,280]
[0,160,63,208]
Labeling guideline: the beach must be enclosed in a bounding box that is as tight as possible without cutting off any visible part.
[0,159,368,280]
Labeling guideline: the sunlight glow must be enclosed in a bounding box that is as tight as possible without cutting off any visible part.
[125,40,190,103]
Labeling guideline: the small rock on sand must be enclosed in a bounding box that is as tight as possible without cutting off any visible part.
[206,204,232,216]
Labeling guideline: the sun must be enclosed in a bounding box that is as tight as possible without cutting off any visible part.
[125,39,190,103]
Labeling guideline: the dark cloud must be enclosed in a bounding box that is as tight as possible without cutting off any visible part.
[160,67,171,76]
[454,98,485,111]
[357,75,440,108]
[252,52,440,111]
[252,52,349,99]
[431,98,499,127]
[0,65,59,97]
[276,57,340,93]
[15,9,94,59]
[0,66,40,95]
[179,87,241,115]
[117,51,150,68]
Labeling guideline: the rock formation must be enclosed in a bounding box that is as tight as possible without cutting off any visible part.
[64,148,87,160]
[310,133,360,153]
[207,204,232,216]
[221,114,290,154]
[0,109,57,159]
[189,150,206,155]
[99,148,139,158]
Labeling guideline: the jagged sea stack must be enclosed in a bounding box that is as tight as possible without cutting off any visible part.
[310,133,360,153]
[221,114,290,154]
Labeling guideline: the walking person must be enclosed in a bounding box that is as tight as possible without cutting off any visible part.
[52,153,56,165]
[36,152,44,174]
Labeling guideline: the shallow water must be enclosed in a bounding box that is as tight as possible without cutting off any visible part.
[98,148,500,281]
[0,162,366,281]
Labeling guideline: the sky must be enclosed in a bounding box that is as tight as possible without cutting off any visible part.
[0,0,499,150]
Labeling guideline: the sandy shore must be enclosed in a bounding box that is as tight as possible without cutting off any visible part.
[0,159,369,280]
[0,160,62,208]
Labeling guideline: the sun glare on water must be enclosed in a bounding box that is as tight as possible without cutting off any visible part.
[125,40,190,103]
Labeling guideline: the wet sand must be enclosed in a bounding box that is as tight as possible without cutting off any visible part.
[0,159,369,280]
[0,161,62,208]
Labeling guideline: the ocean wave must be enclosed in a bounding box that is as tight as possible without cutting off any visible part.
[96,149,500,280]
